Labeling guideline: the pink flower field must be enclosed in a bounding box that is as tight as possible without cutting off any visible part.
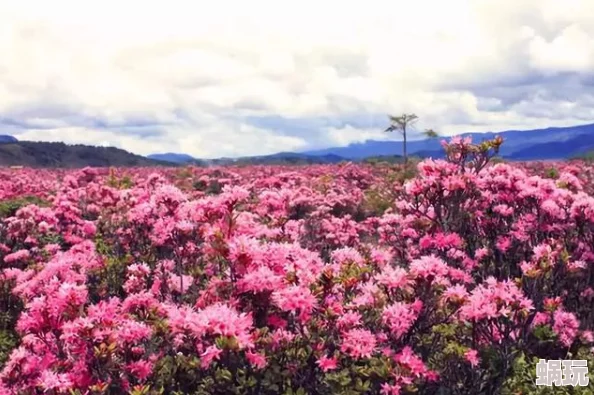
[2,137,594,394]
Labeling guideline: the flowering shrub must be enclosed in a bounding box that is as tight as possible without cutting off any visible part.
[1,138,594,394]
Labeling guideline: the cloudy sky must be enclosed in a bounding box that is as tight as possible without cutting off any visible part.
[1,0,594,158]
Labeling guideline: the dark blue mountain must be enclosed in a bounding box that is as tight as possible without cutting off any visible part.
[302,123,594,159]
[147,153,197,164]
[147,122,594,163]
[0,135,17,143]
[148,151,348,165]
[508,133,594,160]
[303,139,441,159]
[212,152,348,165]
[251,152,346,163]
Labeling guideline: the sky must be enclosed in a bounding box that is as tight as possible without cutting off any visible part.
[1,0,594,159]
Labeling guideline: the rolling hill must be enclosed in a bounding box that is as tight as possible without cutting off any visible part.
[0,141,174,168]
[0,135,17,143]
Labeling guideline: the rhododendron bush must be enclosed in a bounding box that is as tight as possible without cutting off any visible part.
[2,138,594,394]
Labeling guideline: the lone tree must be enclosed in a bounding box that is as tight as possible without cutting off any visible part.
[383,113,418,164]
[384,114,439,164]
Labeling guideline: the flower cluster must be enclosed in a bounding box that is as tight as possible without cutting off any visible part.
[1,138,594,394]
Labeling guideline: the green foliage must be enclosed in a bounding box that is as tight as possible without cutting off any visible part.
[363,155,405,165]
[106,168,135,189]
[401,163,419,181]
[0,330,18,367]
[147,346,396,395]
[0,195,49,218]
[362,188,394,216]
[88,236,131,300]
[572,150,594,162]
[176,167,193,180]
[489,156,507,164]
[0,279,22,368]
[193,179,223,195]
[502,348,594,394]
[544,167,560,179]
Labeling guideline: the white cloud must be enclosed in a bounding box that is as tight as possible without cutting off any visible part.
[528,24,594,72]
[1,0,594,158]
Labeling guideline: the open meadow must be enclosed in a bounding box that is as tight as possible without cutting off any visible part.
[2,138,594,394]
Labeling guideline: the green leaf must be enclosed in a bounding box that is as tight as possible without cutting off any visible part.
[216,368,233,382]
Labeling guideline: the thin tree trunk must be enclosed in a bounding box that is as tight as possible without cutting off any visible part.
[403,127,408,164]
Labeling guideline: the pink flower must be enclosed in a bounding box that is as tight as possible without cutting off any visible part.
[336,311,362,330]
[168,273,194,294]
[533,243,552,261]
[197,304,255,349]
[272,285,316,318]
[267,315,288,329]
[116,320,153,345]
[464,349,480,367]
[4,249,31,263]
[394,346,427,377]
[175,220,195,233]
[238,266,284,294]
[331,247,364,270]
[380,383,402,395]
[459,278,533,322]
[375,266,410,290]
[38,370,73,392]
[541,199,563,217]
[316,355,338,372]
[442,284,469,304]
[201,345,223,368]
[126,360,154,380]
[409,255,449,281]
[246,351,267,369]
[82,221,97,237]
[382,302,418,339]
[532,312,550,327]
[581,330,594,343]
[495,236,512,253]
[369,248,394,267]
[270,328,295,349]
[493,204,514,217]
[568,260,586,271]
[474,247,489,261]
[553,310,579,347]
[340,329,377,360]
[425,370,440,382]
[5,153,594,394]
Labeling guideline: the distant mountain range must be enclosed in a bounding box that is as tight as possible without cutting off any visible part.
[301,123,594,160]
[147,151,348,166]
[148,122,594,164]
[0,139,172,168]
[2,122,594,168]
